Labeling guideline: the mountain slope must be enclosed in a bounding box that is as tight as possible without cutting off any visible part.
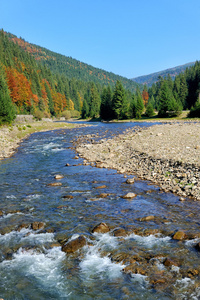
[6,32,140,92]
[132,62,195,87]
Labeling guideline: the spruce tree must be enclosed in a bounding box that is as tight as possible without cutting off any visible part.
[112,80,125,119]
[100,85,113,120]
[0,66,15,124]
[135,88,144,119]
[158,81,170,117]
[81,99,89,119]
[89,83,100,118]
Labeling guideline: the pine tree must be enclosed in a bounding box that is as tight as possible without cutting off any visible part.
[0,66,15,124]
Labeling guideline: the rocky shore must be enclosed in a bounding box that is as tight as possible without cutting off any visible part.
[76,122,200,201]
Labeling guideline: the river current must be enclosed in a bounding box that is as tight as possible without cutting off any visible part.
[0,121,200,299]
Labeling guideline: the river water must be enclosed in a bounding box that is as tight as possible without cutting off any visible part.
[0,121,200,299]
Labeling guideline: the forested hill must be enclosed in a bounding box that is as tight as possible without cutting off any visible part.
[132,62,195,87]
[6,32,139,92]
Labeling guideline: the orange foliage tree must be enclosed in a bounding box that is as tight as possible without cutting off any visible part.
[6,67,33,110]
[142,85,149,107]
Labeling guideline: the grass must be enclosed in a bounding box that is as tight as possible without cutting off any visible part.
[0,120,81,141]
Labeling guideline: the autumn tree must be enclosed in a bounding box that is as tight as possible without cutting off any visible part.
[142,85,149,107]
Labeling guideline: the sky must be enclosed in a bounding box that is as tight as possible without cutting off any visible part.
[0,0,200,78]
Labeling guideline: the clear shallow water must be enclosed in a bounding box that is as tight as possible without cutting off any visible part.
[0,121,200,299]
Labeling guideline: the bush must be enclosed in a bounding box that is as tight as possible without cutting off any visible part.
[188,101,200,118]
[70,110,80,118]
[60,110,71,120]
[34,110,44,120]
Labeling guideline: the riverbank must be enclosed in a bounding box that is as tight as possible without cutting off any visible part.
[0,120,85,160]
[76,122,200,200]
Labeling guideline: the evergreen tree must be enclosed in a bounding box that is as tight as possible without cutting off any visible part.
[158,81,171,116]
[112,80,125,119]
[179,74,188,109]
[0,66,15,124]
[145,102,155,117]
[135,91,144,119]
[81,99,89,119]
[100,85,113,120]
[89,83,100,118]
[129,93,137,118]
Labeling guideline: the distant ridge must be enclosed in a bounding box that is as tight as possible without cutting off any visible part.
[132,62,195,87]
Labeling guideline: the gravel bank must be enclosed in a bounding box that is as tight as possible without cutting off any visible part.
[76,123,200,200]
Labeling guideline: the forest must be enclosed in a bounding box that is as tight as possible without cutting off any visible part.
[0,29,200,124]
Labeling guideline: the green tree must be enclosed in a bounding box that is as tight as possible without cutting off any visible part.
[135,88,144,119]
[89,83,100,118]
[112,80,125,119]
[158,81,171,117]
[129,93,137,118]
[0,66,15,124]
[145,102,155,117]
[100,85,113,120]
[81,99,89,119]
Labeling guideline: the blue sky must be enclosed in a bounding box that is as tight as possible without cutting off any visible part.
[0,0,200,78]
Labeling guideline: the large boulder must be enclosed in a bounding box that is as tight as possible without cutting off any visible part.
[92,222,110,234]
[61,236,86,254]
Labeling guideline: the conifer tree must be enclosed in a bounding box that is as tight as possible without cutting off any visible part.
[0,66,15,124]
[81,99,89,119]
[112,80,125,119]
[135,88,144,119]
[89,83,100,118]
[100,85,113,120]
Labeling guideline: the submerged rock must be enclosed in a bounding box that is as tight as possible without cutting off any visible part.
[122,192,137,199]
[54,174,64,179]
[92,222,110,234]
[126,178,135,184]
[95,185,107,189]
[47,182,62,187]
[173,230,187,240]
[96,193,109,198]
[62,195,74,199]
[31,222,45,231]
[61,235,86,254]
[113,228,127,237]
[138,215,155,222]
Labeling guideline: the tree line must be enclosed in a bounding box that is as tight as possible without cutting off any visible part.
[1,28,200,125]
[93,62,200,120]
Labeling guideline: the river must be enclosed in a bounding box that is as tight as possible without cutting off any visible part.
[0,121,200,299]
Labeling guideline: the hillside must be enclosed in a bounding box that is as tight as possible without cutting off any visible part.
[6,32,139,92]
[132,62,195,87]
